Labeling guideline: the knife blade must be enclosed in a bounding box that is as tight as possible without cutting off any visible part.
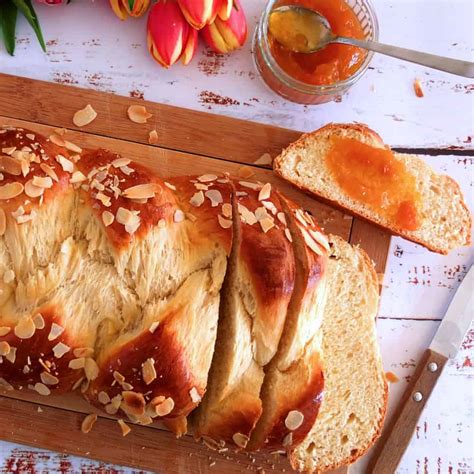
[430,265,473,358]
[367,265,473,474]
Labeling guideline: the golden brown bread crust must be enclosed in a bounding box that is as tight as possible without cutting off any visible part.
[193,179,296,448]
[274,123,472,255]
[288,236,388,473]
[248,193,327,451]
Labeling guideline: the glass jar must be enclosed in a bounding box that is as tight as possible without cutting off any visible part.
[253,0,379,104]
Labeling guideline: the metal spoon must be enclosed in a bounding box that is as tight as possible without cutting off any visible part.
[269,6,474,78]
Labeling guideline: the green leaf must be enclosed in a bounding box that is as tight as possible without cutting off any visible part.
[128,0,134,11]
[11,0,46,52]
[0,2,18,55]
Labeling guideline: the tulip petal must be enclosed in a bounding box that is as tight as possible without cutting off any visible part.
[178,0,214,29]
[109,0,129,20]
[181,27,198,65]
[217,0,232,21]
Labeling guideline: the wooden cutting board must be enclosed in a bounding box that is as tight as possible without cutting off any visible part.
[0,73,390,473]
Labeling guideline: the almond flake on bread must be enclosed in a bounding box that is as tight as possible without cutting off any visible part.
[273,123,471,255]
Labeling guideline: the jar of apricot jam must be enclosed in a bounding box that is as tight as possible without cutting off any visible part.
[253,0,379,104]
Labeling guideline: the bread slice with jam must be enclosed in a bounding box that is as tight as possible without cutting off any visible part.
[273,123,471,255]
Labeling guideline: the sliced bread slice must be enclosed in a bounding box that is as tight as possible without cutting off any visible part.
[247,194,328,451]
[274,123,471,255]
[289,235,387,473]
[193,179,296,449]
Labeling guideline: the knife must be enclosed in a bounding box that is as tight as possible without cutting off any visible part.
[367,265,473,474]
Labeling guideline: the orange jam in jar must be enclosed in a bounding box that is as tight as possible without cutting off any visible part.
[253,0,378,104]
[325,136,421,231]
[268,0,367,85]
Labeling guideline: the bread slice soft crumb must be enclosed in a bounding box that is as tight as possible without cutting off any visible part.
[289,235,387,473]
[274,123,471,255]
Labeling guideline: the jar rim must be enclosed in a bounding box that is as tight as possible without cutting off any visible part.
[255,0,380,95]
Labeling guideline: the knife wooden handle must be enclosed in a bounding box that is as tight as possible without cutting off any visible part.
[367,348,448,474]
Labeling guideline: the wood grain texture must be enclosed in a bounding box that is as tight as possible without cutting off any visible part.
[0,73,300,165]
[366,349,448,474]
[0,77,392,473]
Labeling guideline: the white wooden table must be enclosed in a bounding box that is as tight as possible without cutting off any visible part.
[1,0,473,472]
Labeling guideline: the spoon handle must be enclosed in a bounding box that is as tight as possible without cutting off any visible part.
[334,36,474,78]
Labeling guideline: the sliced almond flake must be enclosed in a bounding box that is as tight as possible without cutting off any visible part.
[164,182,176,191]
[277,212,287,226]
[96,192,111,207]
[122,183,157,200]
[0,182,24,200]
[0,208,6,236]
[2,147,16,155]
[52,342,70,359]
[232,433,249,449]
[148,130,159,145]
[121,391,146,416]
[112,158,131,168]
[73,104,97,127]
[40,163,59,182]
[142,358,157,385]
[81,414,98,434]
[221,203,232,218]
[48,323,64,341]
[0,155,22,175]
[73,347,94,358]
[0,327,11,337]
[15,211,35,225]
[102,210,114,227]
[41,371,59,386]
[20,159,30,177]
[25,180,44,198]
[3,269,14,283]
[239,181,261,190]
[295,209,308,227]
[173,209,185,223]
[98,391,111,405]
[90,179,105,191]
[194,183,208,191]
[260,217,275,233]
[14,317,35,339]
[54,128,67,136]
[12,206,26,218]
[190,191,205,207]
[236,191,247,197]
[130,198,148,205]
[49,134,66,147]
[121,382,134,391]
[237,204,257,226]
[120,165,134,176]
[63,140,82,154]
[301,228,323,256]
[113,371,125,384]
[5,346,16,363]
[125,214,141,235]
[84,358,99,381]
[56,155,74,173]
[32,176,53,189]
[149,321,160,333]
[285,410,304,430]
[197,174,217,183]
[189,387,201,403]
[105,403,119,415]
[262,200,278,215]
[238,166,255,179]
[309,229,330,251]
[127,105,152,124]
[285,228,293,242]
[254,153,272,166]
[218,215,232,229]
[118,419,131,436]
[26,133,36,140]
[258,183,272,201]
[68,357,86,370]
[0,378,14,391]
[155,397,174,416]
[205,189,223,207]
[254,206,269,222]
[283,432,293,447]
[70,171,87,184]
[158,219,166,228]
[0,341,10,356]
[33,314,45,329]
[34,382,51,396]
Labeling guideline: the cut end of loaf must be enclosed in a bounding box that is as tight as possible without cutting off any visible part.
[274,123,472,255]
[289,235,387,473]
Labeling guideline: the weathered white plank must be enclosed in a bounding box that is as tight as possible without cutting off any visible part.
[1,0,472,148]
